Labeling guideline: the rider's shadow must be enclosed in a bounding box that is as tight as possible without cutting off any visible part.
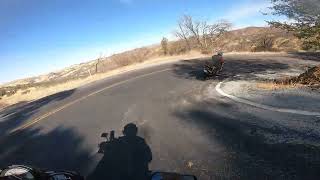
[87,123,152,180]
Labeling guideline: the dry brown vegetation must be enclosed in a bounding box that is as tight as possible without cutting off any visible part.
[257,65,320,91]
[276,66,320,87]
[167,27,301,56]
[256,82,302,90]
[216,27,301,52]
[170,27,301,54]
[171,15,301,54]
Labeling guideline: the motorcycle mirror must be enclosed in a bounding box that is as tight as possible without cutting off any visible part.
[101,133,108,138]
[151,172,197,180]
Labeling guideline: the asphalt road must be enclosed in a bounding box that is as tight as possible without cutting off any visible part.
[0,54,320,179]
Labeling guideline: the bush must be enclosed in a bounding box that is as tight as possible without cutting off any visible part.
[161,37,169,55]
[5,89,17,97]
[0,89,6,97]
[252,33,275,52]
[0,87,19,97]
[21,90,31,95]
[200,48,212,54]
[168,41,189,55]
[109,47,153,67]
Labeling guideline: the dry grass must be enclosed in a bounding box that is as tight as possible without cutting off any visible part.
[0,51,206,107]
[271,65,320,89]
[256,82,303,90]
[0,102,7,109]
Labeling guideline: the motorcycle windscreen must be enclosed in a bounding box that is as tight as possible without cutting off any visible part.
[1,167,35,179]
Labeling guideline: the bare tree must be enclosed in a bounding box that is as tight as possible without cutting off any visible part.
[206,20,232,47]
[174,15,232,53]
[183,15,203,49]
[175,16,192,50]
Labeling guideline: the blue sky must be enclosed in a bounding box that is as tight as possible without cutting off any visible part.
[0,0,277,84]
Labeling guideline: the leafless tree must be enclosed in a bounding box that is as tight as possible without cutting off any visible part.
[253,29,275,51]
[174,15,232,53]
[206,20,232,49]
[183,15,203,49]
[175,16,192,50]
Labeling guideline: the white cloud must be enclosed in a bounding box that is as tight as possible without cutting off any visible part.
[218,0,272,29]
[223,0,270,21]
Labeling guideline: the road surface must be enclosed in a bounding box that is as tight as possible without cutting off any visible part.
[0,54,319,179]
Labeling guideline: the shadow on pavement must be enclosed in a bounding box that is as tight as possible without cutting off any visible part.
[245,89,320,112]
[87,124,152,180]
[0,89,75,135]
[0,125,91,173]
[172,57,289,81]
[288,52,320,62]
[173,101,320,179]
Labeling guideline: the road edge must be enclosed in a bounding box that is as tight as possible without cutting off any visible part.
[215,81,320,116]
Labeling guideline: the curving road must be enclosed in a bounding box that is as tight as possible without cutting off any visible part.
[0,55,320,179]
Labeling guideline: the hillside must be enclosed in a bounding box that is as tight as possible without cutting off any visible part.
[0,26,301,106]
[217,27,301,52]
[0,47,160,89]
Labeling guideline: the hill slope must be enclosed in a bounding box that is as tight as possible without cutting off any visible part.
[217,27,301,52]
